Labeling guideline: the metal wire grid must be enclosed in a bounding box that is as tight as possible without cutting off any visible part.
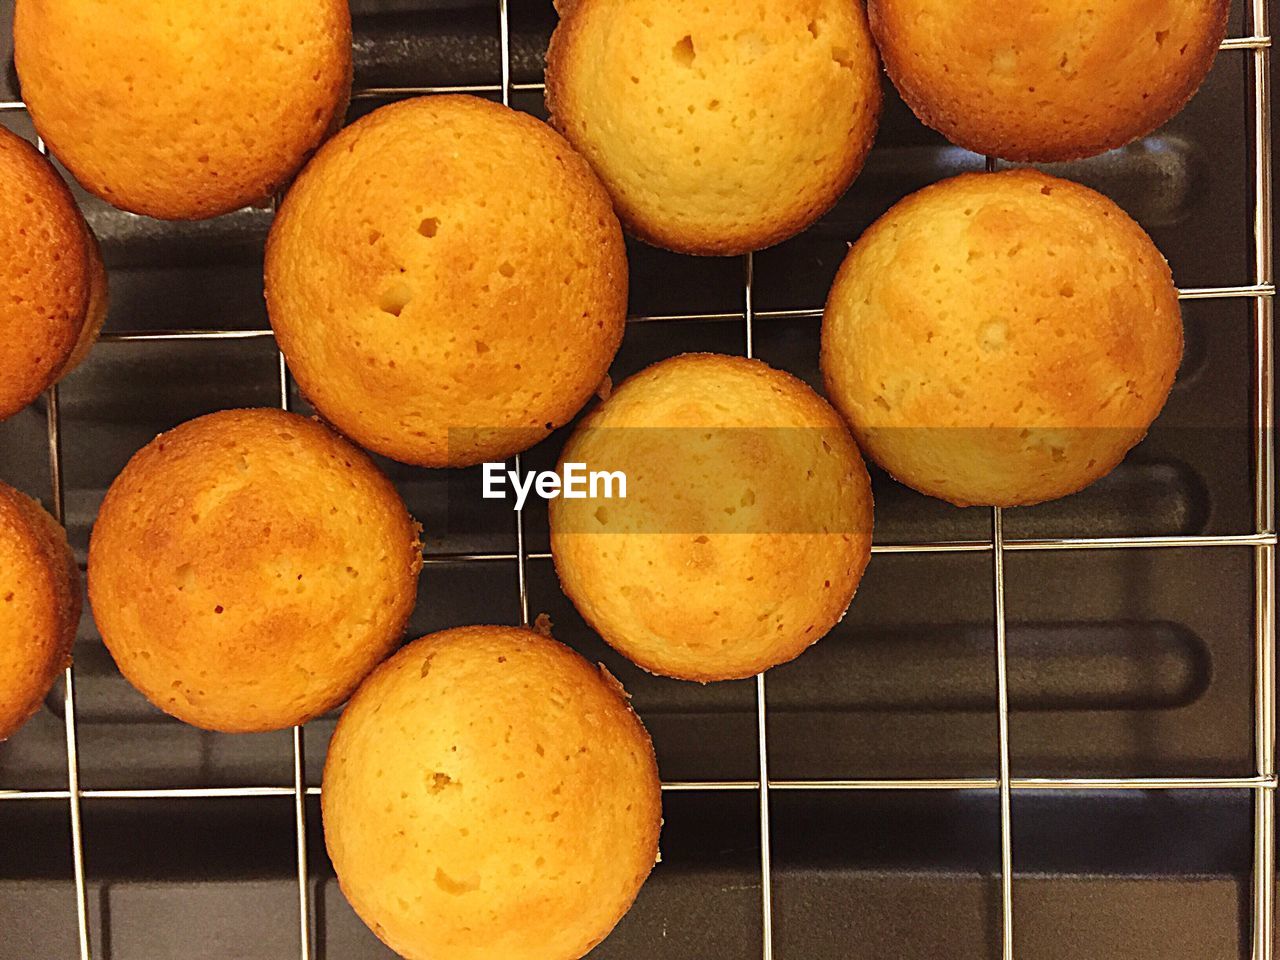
[0,3,1273,959]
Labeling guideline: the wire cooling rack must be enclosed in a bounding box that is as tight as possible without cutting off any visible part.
[0,2,1275,959]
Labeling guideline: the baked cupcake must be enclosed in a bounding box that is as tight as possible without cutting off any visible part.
[869,0,1230,162]
[545,0,882,255]
[0,126,106,422]
[87,409,422,733]
[15,0,352,220]
[822,170,1183,508]
[266,95,627,467]
[0,483,81,740]
[323,625,661,960]
[550,354,874,681]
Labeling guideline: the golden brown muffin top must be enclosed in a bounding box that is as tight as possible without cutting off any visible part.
[0,482,81,740]
[824,171,1182,431]
[546,0,882,255]
[556,352,869,536]
[551,354,874,681]
[870,0,1230,161]
[822,170,1183,506]
[323,625,661,960]
[0,126,98,421]
[15,0,352,219]
[266,95,627,467]
[88,408,422,732]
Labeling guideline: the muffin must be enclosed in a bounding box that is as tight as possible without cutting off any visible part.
[87,409,422,733]
[15,0,352,220]
[322,625,661,960]
[545,0,882,255]
[550,354,874,682]
[266,96,627,468]
[0,126,107,422]
[869,0,1230,162]
[0,483,81,740]
[821,170,1183,508]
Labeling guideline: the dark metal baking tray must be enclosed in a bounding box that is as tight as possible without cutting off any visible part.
[0,0,1274,957]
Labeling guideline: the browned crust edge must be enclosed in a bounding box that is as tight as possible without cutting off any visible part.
[0,483,81,740]
[867,0,1231,163]
[0,128,102,421]
[545,1,883,256]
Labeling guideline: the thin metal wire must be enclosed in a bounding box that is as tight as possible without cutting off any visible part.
[882,532,1277,554]
[1259,548,1277,782]
[992,508,1015,960]
[1223,35,1275,50]
[623,283,1274,325]
[37,122,92,960]
[498,0,511,108]
[778,775,1280,792]
[513,459,531,627]
[755,671,774,960]
[353,81,545,100]
[1254,39,1276,542]
[99,329,277,343]
[741,251,774,960]
[91,282,1275,347]
[52,532,1275,570]
[273,301,314,960]
[495,0,530,629]
[0,33,1267,115]
[266,531,1280,569]
[1000,533,1277,551]
[6,773,1274,804]
[124,774,1280,794]
[0,790,75,801]
[50,412,91,960]
[92,787,302,799]
[291,724,311,960]
[979,149,1016,960]
[1179,283,1277,300]
[1249,2,1276,958]
[1256,545,1277,960]
[1256,789,1275,960]
[411,533,1278,569]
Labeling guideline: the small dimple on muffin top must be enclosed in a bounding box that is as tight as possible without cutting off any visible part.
[869,0,1230,162]
[14,0,352,219]
[0,126,104,421]
[87,409,423,732]
[0,483,81,740]
[821,170,1184,508]
[265,95,628,467]
[550,354,874,682]
[545,0,882,255]
[322,625,661,960]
